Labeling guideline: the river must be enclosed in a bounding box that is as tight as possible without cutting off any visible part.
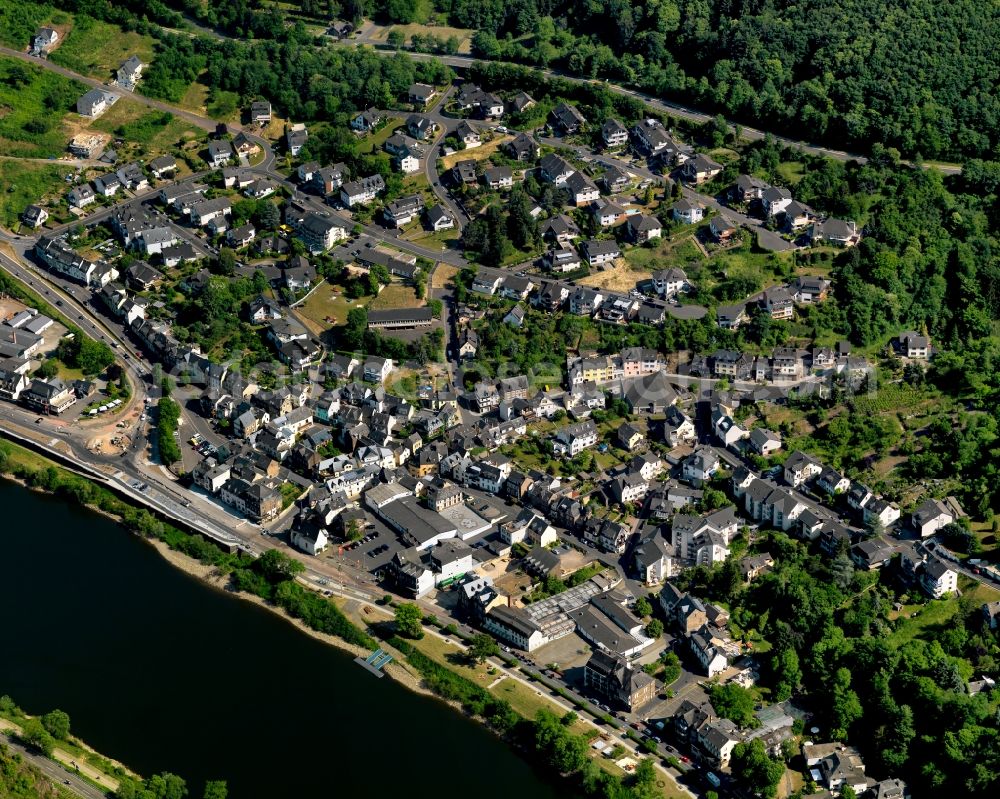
[0,481,570,798]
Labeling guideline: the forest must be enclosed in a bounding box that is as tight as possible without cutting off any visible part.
[703,140,1000,355]
[378,0,1000,162]
[78,0,1000,161]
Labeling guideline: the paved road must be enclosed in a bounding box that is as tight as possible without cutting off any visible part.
[0,154,107,169]
[0,248,150,380]
[417,86,469,230]
[0,44,276,171]
[679,186,794,252]
[0,44,462,269]
[3,28,789,267]
[539,135,661,184]
[1,735,107,799]
[385,610,696,797]
[280,181,470,266]
[0,45,218,135]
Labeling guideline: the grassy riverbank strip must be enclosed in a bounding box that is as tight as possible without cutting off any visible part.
[0,702,125,793]
[384,635,670,799]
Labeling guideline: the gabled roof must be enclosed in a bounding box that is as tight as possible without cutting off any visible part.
[565,171,598,194]
[628,214,661,232]
[602,118,627,137]
[735,174,769,192]
[426,204,450,225]
[540,153,572,177]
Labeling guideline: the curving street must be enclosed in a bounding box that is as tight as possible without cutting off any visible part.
[417,86,470,230]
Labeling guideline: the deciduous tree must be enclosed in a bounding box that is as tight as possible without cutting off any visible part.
[395,602,424,639]
[469,634,500,663]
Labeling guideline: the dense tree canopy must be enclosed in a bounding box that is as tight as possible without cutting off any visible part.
[0,741,62,799]
[460,0,1000,160]
[394,602,424,639]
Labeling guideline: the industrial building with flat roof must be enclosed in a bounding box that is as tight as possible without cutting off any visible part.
[367,307,435,330]
[375,496,457,550]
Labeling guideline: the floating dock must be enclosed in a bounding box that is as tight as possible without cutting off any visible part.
[354,647,394,678]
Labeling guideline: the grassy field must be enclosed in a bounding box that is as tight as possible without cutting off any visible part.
[970,519,1000,559]
[0,159,73,228]
[576,259,652,293]
[0,55,85,158]
[176,79,211,116]
[368,283,424,311]
[295,282,371,333]
[0,438,60,472]
[0,1,67,48]
[400,172,431,198]
[702,244,793,297]
[887,579,1000,647]
[49,16,156,80]
[407,630,486,683]
[371,22,475,54]
[403,226,461,248]
[775,161,806,186]
[624,234,706,272]
[707,147,741,163]
[492,674,563,720]
[53,361,86,382]
[358,118,404,155]
[90,101,201,159]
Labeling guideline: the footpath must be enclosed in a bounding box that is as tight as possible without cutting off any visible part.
[0,716,122,792]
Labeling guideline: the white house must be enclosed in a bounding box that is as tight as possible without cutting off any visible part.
[484,606,547,652]
[783,450,823,487]
[911,498,954,537]
[762,186,793,217]
[551,421,599,457]
[298,213,346,253]
[116,55,144,88]
[863,498,900,529]
[672,198,704,225]
[682,447,720,483]
[652,267,689,297]
[601,119,629,148]
[920,559,958,598]
[291,524,330,556]
[68,184,96,208]
[363,357,393,383]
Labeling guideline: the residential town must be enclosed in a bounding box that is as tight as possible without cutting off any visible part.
[2,11,998,799]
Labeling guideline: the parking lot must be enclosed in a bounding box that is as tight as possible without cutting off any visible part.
[328,516,407,576]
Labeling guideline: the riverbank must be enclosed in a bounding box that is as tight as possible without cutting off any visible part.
[146,538,434,697]
[0,475,576,799]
